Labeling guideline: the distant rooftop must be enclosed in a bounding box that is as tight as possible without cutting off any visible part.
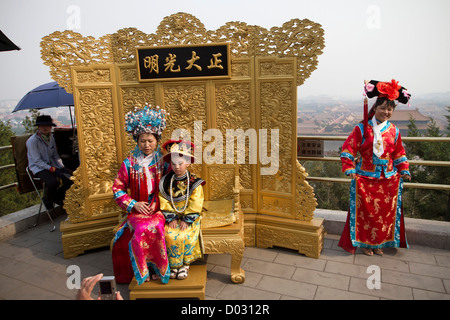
[390,109,431,122]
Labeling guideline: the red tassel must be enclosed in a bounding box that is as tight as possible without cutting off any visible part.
[363,96,368,139]
[139,172,147,202]
[130,160,135,201]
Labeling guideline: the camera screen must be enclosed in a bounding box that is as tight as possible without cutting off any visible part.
[99,281,112,294]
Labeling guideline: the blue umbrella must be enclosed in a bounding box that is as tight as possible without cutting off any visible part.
[12,81,73,112]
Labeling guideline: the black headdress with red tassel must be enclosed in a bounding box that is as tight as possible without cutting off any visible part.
[362,79,411,139]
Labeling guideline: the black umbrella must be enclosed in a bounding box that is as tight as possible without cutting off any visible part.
[0,30,20,52]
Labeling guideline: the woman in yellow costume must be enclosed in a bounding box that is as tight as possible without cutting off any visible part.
[159,140,205,280]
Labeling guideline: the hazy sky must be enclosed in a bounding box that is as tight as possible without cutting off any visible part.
[1,0,449,103]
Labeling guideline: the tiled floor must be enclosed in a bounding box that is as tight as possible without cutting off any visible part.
[0,214,449,300]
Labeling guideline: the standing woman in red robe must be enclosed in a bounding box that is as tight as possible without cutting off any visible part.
[338,79,412,256]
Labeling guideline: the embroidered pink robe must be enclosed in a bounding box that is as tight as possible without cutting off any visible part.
[111,152,170,284]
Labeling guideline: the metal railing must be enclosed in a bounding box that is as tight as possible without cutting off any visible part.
[297,135,450,191]
[2,136,449,191]
[0,145,18,191]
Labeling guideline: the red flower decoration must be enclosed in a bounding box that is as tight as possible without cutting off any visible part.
[376,79,401,101]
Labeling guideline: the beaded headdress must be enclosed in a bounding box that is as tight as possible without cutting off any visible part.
[124,103,169,141]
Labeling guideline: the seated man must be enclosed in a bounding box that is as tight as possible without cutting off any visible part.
[26,115,73,210]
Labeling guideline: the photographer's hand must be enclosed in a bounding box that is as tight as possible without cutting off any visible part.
[75,273,123,300]
[115,291,124,300]
[76,273,103,300]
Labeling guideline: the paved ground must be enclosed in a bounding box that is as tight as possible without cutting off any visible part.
[0,214,449,300]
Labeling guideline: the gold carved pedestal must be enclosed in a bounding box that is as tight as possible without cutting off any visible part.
[41,13,325,263]
[129,264,207,300]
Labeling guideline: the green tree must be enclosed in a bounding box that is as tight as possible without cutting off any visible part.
[0,120,39,217]
[445,106,450,135]
[403,115,450,221]
[0,120,16,186]
[303,150,350,211]
[21,109,41,134]
[405,116,424,158]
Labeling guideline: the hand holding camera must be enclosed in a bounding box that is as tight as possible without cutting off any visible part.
[76,273,123,300]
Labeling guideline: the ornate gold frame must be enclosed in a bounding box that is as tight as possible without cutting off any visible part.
[41,12,326,259]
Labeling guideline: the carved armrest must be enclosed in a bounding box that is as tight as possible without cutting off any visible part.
[232,174,243,222]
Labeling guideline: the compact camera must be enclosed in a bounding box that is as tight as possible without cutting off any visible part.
[99,276,117,300]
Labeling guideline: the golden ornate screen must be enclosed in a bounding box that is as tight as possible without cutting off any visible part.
[41,12,325,257]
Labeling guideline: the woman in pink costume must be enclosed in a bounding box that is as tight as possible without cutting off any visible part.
[111,104,171,285]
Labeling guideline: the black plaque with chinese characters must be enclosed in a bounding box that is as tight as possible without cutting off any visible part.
[136,43,231,82]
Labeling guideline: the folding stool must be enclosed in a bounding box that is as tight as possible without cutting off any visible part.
[26,166,56,232]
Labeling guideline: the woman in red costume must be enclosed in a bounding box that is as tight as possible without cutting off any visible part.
[111,104,171,284]
[338,80,411,256]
